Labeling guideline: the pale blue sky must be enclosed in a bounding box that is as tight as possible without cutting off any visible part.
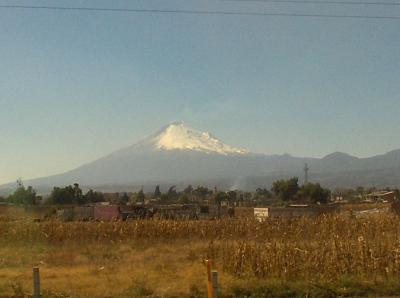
[0,0,399,184]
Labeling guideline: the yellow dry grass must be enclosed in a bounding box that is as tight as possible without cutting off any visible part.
[1,214,400,297]
[0,241,210,297]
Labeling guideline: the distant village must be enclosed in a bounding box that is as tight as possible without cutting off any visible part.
[1,174,399,222]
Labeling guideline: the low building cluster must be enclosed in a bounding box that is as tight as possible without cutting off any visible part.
[55,203,234,221]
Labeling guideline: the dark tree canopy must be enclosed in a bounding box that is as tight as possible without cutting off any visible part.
[271,178,330,204]
[8,180,37,205]
[256,188,272,197]
[298,183,331,204]
[50,183,84,205]
[271,177,300,201]
[154,185,161,198]
[137,189,145,203]
[85,189,105,203]
[119,192,129,205]
[183,185,193,195]
[193,186,212,198]
[178,193,190,204]
[213,191,228,205]
[226,191,237,201]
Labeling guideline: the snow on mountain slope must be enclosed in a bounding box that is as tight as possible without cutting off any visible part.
[136,121,247,155]
[3,121,400,195]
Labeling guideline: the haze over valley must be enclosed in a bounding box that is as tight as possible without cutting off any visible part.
[2,122,400,195]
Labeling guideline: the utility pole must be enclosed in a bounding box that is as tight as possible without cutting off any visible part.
[304,163,309,184]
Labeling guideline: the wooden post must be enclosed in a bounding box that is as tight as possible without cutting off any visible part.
[211,270,218,298]
[33,267,40,298]
[205,259,213,298]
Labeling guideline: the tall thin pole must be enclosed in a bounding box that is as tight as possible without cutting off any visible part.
[33,267,40,298]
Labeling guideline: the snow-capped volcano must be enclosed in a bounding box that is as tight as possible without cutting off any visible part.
[137,121,247,155]
[3,121,400,195]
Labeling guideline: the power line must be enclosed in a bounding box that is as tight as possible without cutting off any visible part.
[224,0,400,6]
[0,4,399,20]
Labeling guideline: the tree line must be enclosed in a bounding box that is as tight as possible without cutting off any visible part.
[3,177,387,206]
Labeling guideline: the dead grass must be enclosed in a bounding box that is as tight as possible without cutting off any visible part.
[0,241,210,297]
[1,214,400,297]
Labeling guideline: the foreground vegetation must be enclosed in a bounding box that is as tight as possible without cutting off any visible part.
[1,212,400,297]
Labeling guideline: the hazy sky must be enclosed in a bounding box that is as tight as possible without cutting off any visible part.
[1,0,399,184]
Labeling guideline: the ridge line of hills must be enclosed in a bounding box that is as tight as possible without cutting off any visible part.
[1,122,400,194]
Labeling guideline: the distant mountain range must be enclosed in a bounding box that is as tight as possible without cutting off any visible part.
[1,122,400,195]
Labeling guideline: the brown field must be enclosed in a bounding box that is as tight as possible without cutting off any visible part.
[1,211,400,297]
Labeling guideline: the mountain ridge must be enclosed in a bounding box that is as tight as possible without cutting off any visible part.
[1,122,400,194]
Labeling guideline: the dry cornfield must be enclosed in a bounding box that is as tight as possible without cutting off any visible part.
[2,214,400,281]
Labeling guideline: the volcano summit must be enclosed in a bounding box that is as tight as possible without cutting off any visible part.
[126,121,247,155]
[2,122,400,194]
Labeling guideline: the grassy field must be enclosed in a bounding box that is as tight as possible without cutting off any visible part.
[1,212,400,297]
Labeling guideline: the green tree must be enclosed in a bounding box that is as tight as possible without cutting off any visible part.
[183,185,194,195]
[167,186,178,200]
[137,189,145,203]
[49,183,84,205]
[212,192,228,206]
[226,191,237,202]
[50,186,73,204]
[154,185,161,198]
[178,193,190,204]
[356,186,365,196]
[298,183,331,204]
[256,188,271,198]
[271,177,299,201]
[73,183,84,204]
[120,192,129,205]
[193,186,212,199]
[254,188,272,205]
[85,189,105,203]
[8,180,37,205]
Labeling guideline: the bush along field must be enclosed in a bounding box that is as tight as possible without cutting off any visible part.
[1,214,400,297]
